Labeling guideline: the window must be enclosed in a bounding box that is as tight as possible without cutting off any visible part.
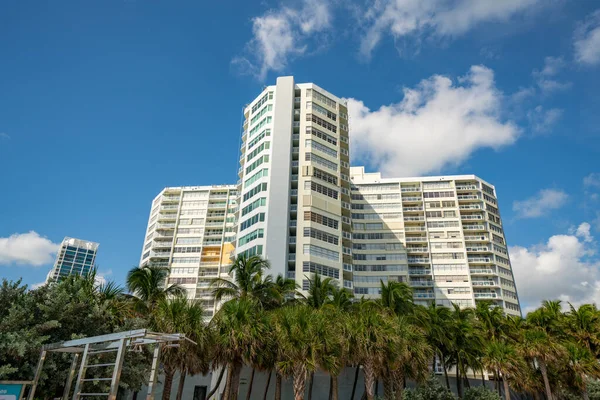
[168,277,197,284]
[307,114,337,133]
[354,265,406,272]
[352,212,401,220]
[174,246,202,253]
[431,253,465,259]
[434,275,469,282]
[304,227,339,245]
[307,101,337,121]
[433,264,467,272]
[302,261,340,279]
[483,194,497,205]
[430,242,463,249]
[246,141,271,162]
[305,153,337,171]
[240,213,265,231]
[427,221,460,228]
[241,197,267,216]
[303,244,339,261]
[501,278,515,287]
[247,129,271,149]
[170,267,197,274]
[423,191,455,198]
[304,211,339,229]
[238,229,264,246]
[442,201,456,207]
[482,184,495,196]
[307,127,337,145]
[239,245,263,258]
[182,200,208,208]
[496,255,510,265]
[243,183,268,202]
[353,232,403,240]
[353,243,403,250]
[246,155,269,174]
[250,104,272,125]
[183,192,208,199]
[248,116,272,137]
[354,287,381,295]
[176,237,202,245]
[423,182,451,189]
[354,276,393,284]
[244,168,268,187]
[353,253,407,261]
[308,89,337,108]
[490,224,503,234]
[251,92,270,114]
[312,167,338,185]
[181,209,205,216]
[306,139,337,158]
[172,257,200,264]
[304,181,338,199]
[486,204,499,215]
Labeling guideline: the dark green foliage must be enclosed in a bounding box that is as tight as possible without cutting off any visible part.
[463,386,501,400]
[403,374,456,400]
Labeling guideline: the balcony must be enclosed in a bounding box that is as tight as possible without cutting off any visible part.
[288,254,296,262]
[461,214,483,220]
[459,205,482,210]
[292,147,299,154]
[291,174,298,181]
[289,237,296,245]
[407,247,429,252]
[162,196,180,203]
[458,195,480,200]
[472,281,497,287]
[291,161,299,168]
[292,133,299,141]
[405,227,426,232]
[468,257,492,263]
[463,225,486,231]
[291,189,298,196]
[290,204,297,212]
[466,246,489,252]
[464,235,488,241]
[405,237,427,242]
[456,185,478,190]
[409,269,432,275]
[404,216,425,222]
[401,187,421,192]
[157,223,176,229]
[470,268,495,275]
[287,271,296,279]
[408,258,430,264]
[402,197,422,202]
[410,280,434,287]
[403,207,424,212]
[289,220,297,228]
[160,205,179,211]
[158,214,177,221]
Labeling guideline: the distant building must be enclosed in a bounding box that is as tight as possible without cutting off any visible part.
[46,237,99,283]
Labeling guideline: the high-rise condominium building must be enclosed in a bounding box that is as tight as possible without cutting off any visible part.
[236,76,352,291]
[46,237,99,283]
[140,185,237,316]
[350,167,520,316]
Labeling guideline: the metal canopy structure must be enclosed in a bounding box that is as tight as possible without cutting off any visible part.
[27,329,192,400]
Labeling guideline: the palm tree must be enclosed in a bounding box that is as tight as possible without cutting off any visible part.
[313,307,348,400]
[299,273,336,309]
[152,296,210,400]
[126,265,184,312]
[210,254,271,302]
[448,304,483,398]
[417,303,453,388]
[210,298,267,400]
[482,341,523,400]
[273,305,321,400]
[564,303,600,355]
[379,280,414,315]
[562,342,600,400]
[348,301,399,400]
[520,327,564,400]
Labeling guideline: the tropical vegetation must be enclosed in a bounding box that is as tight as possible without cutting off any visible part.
[3,256,600,400]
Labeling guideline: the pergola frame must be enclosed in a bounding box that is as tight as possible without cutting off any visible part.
[27,329,193,400]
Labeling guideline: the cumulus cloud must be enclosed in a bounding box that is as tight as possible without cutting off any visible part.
[0,232,59,266]
[233,0,331,80]
[359,0,542,57]
[347,65,519,177]
[574,10,600,65]
[510,223,600,311]
[512,188,568,218]
[527,105,563,133]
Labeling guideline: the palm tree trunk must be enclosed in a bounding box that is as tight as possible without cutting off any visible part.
[382,371,393,400]
[441,358,450,389]
[375,379,379,397]
[162,369,175,400]
[502,377,510,400]
[245,368,255,400]
[307,371,314,400]
[331,375,338,400]
[328,376,333,400]
[456,364,463,399]
[495,369,501,396]
[363,361,376,400]
[207,367,226,399]
[223,364,234,400]
[293,364,308,400]
[263,370,272,400]
[275,373,282,400]
[132,392,138,400]
[481,370,485,386]
[392,369,405,400]
[231,362,243,400]
[175,371,186,400]
[538,359,553,400]
[351,366,360,400]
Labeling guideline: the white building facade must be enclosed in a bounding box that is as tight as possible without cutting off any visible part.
[139,185,237,317]
[350,167,521,316]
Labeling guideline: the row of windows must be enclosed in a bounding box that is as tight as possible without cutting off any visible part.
[303,227,339,245]
[238,229,264,246]
[431,242,463,249]
[505,302,520,312]
[176,237,202,245]
[240,213,265,231]
[250,104,272,125]
[354,275,392,284]
[496,255,510,265]
[486,204,499,215]
[243,183,268,202]
[354,184,398,192]
[427,221,460,228]
[483,193,497,205]
[172,257,200,264]
[353,232,403,240]
[307,89,337,108]
[424,191,455,198]
[305,152,337,172]
[435,275,469,282]
[304,211,339,230]
[239,244,263,258]
[353,242,403,250]
[241,197,266,217]
[182,192,207,199]
[179,218,206,226]
[352,202,402,210]
[353,222,384,230]
[170,267,197,274]
[443,288,471,295]
[174,246,202,253]
[310,167,337,186]
[249,116,272,137]
[433,264,467,272]
[426,201,456,208]
[251,92,272,114]
[490,224,503,234]
[501,278,515,287]
[247,141,270,162]
[352,212,401,220]
[482,184,494,196]
[247,129,270,150]
[307,127,336,146]
[246,155,269,175]
[305,181,339,200]
[503,289,518,300]
[306,138,337,158]
[426,210,457,218]
[245,168,268,187]
[354,287,381,295]
[181,200,208,208]
[432,252,464,259]
[493,244,507,255]
[302,261,340,279]
[353,253,407,261]
[169,277,197,285]
[307,101,337,121]
[354,264,406,272]
[307,114,337,133]
[303,244,339,261]
[423,182,452,189]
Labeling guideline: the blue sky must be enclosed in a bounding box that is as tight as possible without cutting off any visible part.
[0,0,599,311]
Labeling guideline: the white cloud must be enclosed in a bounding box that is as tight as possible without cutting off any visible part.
[359,0,541,57]
[510,223,600,311]
[527,105,563,133]
[0,231,59,266]
[512,188,568,218]
[574,10,600,65]
[584,173,600,189]
[347,65,519,177]
[532,56,571,94]
[233,0,331,80]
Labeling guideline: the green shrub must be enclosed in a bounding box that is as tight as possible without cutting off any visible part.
[463,386,501,400]
[403,374,456,400]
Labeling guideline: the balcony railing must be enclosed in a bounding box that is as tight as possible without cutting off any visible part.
[470,268,495,274]
[474,293,498,299]
[458,195,480,200]
[414,293,435,299]
[408,258,430,264]
[460,205,481,210]
[410,281,434,287]
[409,269,432,275]
[291,189,298,196]
[289,220,297,227]
[401,187,421,192]
[464,235,488,241]
[407,247,429,252]
[466,246,489,252]
[292,161,299,167]
[405,227,426,232]
[288,254,296,261]
[403,207,424,211]
[472,281,497,286]
[461,215,483,220]
[289,237,296,244]
[463,225,485,230]
[456,185,478,190]
[468,257,492,263]
[404,216,425,221]
[402,197,422,201]
[405,237,427,242]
